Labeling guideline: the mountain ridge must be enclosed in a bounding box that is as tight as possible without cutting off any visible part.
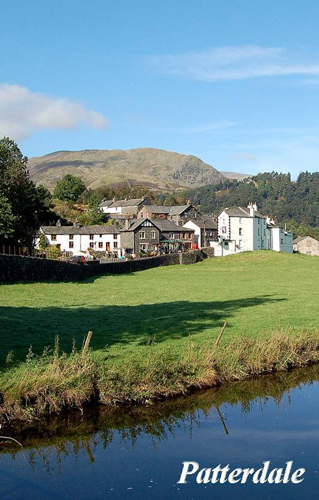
[27,147,228,192]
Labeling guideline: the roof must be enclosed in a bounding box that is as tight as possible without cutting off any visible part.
[41,225,119,235]
[141,205,171,214]
[294,235,318,244]
[223,207,266,219]
[108,197,146,208]
[186,217,217,229]
[122,218,194,233]
[99,199,113,208]
[169,204,191,216]
[152,219,193,232]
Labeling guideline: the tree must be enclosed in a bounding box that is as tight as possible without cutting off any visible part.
[54,174,86,203]
[38,233,48,250]
[0,191,17,239]
[88,193,104,224]
[0,137,53,247]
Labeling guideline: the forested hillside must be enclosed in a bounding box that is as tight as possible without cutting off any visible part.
[186,172,319,238]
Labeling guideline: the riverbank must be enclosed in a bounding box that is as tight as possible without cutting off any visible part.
[1,251,318,427]
[1,329,318,427]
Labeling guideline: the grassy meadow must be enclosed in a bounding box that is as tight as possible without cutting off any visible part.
[0,251,318,424]
[0,251,318,365]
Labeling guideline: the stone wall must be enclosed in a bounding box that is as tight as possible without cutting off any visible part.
[0,248,213,283]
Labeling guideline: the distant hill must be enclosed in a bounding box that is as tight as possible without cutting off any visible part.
[220,171,251,181]
[28,148,227,192]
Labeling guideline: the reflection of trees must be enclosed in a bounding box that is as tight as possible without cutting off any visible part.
[1,364,318,470]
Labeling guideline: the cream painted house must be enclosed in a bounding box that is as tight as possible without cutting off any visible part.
[39,224,122,256]
[210,203,293,256]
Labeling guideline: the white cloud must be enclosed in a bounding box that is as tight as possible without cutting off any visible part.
[0,84,109,140]
[147,45,319,82]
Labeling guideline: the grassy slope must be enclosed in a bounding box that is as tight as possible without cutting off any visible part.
[0,251,318,367]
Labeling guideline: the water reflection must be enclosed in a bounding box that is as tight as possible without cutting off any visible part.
[1,364,318,469]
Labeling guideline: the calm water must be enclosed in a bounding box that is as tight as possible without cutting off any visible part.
[0,366,319,500]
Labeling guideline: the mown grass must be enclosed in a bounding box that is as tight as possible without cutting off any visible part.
[0,251,318,365]
[0,251,318,424]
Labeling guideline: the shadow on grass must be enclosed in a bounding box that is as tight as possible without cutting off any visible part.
[0,295,286,366]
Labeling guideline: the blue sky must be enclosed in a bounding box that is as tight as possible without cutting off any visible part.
[1,0,319,177]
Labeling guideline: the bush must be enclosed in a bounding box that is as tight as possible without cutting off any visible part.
[45,245,62,260]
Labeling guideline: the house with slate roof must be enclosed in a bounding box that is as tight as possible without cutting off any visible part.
[138,202,202,226]
[99,197,149,215]
[121,218,194,254]
[210,203,293,256]
[293,236,319,256]
[40,222,122,256]
[183,217,218,248]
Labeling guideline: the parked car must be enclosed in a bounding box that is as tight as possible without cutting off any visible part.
[68,255,86,265]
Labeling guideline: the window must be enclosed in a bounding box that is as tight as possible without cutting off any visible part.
[114,233,118,240]
[151,231,156,239]
[221,226,227,234]
[98,242,103,248]
[89,242,94,248]
[114,242,118,248]
[99,234,103,238]
[239,218,242,224]
[281,239,284,244]
[139,231,146,239]
[140,243,148,250]
[69,234,74,240]
[51,235,57,241]
[89,234,94,240]
[69,242,74,248]
[239,228,242,235]
[169,232,174,238]
[258,228,260,235]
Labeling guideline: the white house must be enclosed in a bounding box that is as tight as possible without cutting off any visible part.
[39,224,122,256]
[268,224,293,253]
[183,218,218,248]
[210,203,293,256]
[99,197,148,215]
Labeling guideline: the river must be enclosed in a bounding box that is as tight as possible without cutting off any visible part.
[0,365,318,499]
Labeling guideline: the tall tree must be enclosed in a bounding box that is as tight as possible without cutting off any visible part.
[0,137,54,247]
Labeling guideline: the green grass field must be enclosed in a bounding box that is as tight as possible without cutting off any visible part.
[0,251,318,367]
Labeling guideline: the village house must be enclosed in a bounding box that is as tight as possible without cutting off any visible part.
[39,222,122,256]
[137,202,202,226]
[183,217,218,248]
[293,236,319,256]
[120,218,194,254]
[99,197,149,215]
[210,203,293,256]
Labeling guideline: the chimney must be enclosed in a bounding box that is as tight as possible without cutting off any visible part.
[247,202,254,217]
[253,202,258,211]
[266,215,271,224]
[112,197,116,202]
[125,215,130,230]
[187,199,191,205]
[56,219,61,227]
